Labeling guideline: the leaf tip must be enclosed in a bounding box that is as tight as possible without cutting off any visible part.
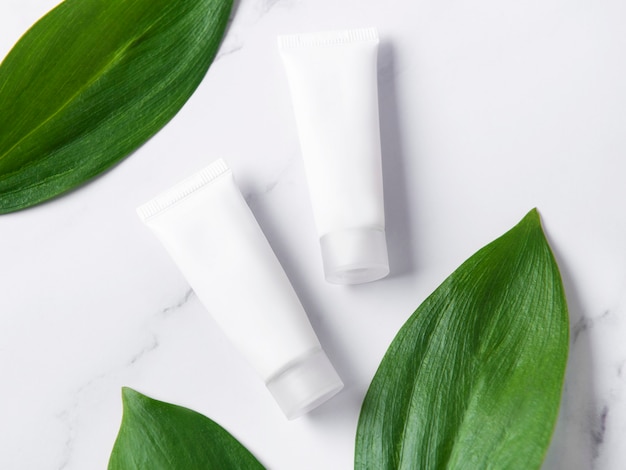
[120,387,145,409]
[517,207,546,237]
[121,386,136,399]
[525,207,541,224]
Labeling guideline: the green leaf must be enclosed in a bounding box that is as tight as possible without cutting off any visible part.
[0,0,232,213]
[108,387,265,470]
[355,209,569,469]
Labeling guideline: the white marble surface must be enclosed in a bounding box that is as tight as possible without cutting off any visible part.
[1,0,626,468]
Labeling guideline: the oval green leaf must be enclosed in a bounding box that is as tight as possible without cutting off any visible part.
[0,0,232,213]
[355,209,569,469]
[108,388,265,470]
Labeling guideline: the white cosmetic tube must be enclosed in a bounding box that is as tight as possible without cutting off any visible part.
[278,27,389,284]
[137,159,343,419]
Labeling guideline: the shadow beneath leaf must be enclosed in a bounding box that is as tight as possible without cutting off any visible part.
[542,231,596,469]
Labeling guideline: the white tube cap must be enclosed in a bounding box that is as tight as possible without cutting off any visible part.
[266,349,344,420]
[319,227,390,284]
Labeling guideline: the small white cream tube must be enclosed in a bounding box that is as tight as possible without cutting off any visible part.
[278,27,389,284]
[137,159,343,419]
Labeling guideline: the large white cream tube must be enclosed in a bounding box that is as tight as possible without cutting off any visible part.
[137,159,343,419]
[278,27,389,285]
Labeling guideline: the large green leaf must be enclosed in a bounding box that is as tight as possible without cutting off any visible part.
[355,209,569,469]
[0,0,232,213]
[108,388,265,470]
